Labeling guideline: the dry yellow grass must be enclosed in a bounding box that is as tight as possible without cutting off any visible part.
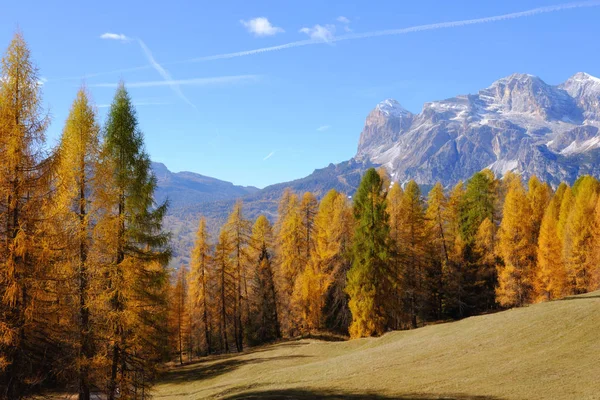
[154,292,600,400]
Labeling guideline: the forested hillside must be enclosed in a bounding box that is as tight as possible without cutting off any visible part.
[1,31,600,400]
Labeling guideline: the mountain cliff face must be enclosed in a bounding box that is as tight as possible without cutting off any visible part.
[356,72,600,186]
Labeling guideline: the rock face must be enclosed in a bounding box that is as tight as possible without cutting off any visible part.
[356,72,600,186]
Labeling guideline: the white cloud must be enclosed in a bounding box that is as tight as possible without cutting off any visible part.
[263,150,277,161]
[241,17,284,37]
[299,24,336,42]
[317,125,331,132]
[100,33,130,42]
[191,1,600,61]
[337,16,350,24]
[89,75,259,88]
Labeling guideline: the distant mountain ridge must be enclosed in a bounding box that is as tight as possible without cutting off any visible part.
[152,162,259,208]
[157,71,600,266]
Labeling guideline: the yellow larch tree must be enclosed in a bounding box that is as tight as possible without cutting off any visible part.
[496,176,536,307]
[223,200,251,352]
[170,265,190,365]
[443,181,467,317]
[188,217,212,356]
[399,180,426,328]
[0,31,51,398]
[213,228,234,353]
[564,176,599,293]
[247,215,280,344]
[424,182,449,320]
[293,190,350,332]
[52,86,100,400]
[533,190,567,302]
[386,182,404,328]
[275,191,305,336]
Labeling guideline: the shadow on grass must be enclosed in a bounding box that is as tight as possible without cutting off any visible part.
[221,389,505,399]
[161,355,311,384]
[560,294,600,301]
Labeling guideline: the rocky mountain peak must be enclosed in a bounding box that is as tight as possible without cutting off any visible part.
[559,72,600,120]
[357,99,414,160]
[477,73,580,120]
[375,99,412,118]
[356,72,600,187]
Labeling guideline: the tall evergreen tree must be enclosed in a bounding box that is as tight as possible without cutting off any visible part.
[97,83,171,399]
[458,171,498,315]
[346,169,392,338]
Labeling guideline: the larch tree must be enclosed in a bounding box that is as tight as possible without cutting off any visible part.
[53,87,100,400]
[0,31,51,398]
[223,201,251,352]
[213,228,234,353]
[97,83,171,399]
[496,176,535,307]
[564,176,599,293]
[527,176,552,241]
[293,190,344,332]
[591,197,600,289]
[443,182,467,318]
[473,217,497,311]
[275,191,305,336]
[322,191,353,334]
[247,215,280,344]
[424,182,449,320]
[534,190,567,302]
[346,169,392,338]
[188,217,212,356]
[386,183,404,328]
[398,180,427,328]
[299,192,318,260]
[170,265,190,365]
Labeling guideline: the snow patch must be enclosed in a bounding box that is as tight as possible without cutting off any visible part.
[376,99,411,118]
[560,136,600,155]
[487,159,519,175]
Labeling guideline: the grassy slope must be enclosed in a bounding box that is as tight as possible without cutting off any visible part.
[154,292,600,400]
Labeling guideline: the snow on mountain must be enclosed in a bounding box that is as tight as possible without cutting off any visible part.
[356,72,600,186]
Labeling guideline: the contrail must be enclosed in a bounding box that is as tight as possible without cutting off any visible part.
[48,1,600,82]
[189,1,600,62]
[137,39,196,108]
[89,75,259,88]
[263,150,277,161]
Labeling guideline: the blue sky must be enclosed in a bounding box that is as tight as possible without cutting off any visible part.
[2,1,600,188]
